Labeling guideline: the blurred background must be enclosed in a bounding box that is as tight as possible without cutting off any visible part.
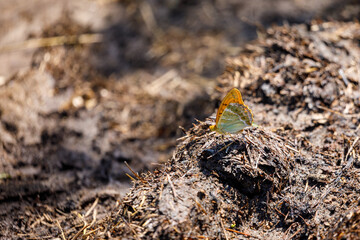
[0,0,359,236]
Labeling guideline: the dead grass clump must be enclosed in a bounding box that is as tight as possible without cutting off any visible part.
[178,123,296,197]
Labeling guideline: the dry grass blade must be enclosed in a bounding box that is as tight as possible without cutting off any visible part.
[85,198,99,217]
[0,34,103,52]
[125,161,147,184]
[344,137,359,165]
[225,228,254,238]
[56,220,66,240]
[167,174,178,199]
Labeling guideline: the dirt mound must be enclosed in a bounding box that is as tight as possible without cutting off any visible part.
[86,122,359,239]
[89,124,298,239]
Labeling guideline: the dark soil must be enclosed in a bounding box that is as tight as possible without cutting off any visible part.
[0,0,359,239]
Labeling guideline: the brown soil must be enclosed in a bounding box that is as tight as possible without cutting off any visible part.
[0,0,359,239]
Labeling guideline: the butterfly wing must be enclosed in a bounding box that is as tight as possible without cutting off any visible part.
[216,102,253,134]
[215,88,244,124]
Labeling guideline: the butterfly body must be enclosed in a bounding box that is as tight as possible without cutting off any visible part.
[210,88,254,134]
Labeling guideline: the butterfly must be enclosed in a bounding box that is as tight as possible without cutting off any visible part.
[209,88,254,134]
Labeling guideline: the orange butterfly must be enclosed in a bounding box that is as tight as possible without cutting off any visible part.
[210,88,254,134]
